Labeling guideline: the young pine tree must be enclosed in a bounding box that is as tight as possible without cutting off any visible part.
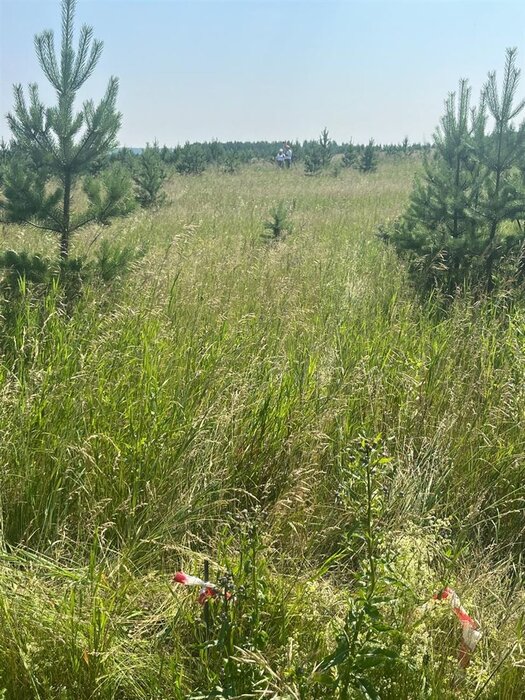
[359,138,378,172]
[477,48,525,290]
[383,50,525,295]
[175,143,207,175]
[262,201,293,242]
[392,81,486,292]
[0,0,133,259]
[133,143,168,208]
[342,140,358,168]
[319,127,332,168]
[303,143,324,175]
[409,81,483,234]
[384,81,487,293]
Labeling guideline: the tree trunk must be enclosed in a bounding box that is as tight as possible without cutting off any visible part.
[61,172,71,259]
[486,220,498,293]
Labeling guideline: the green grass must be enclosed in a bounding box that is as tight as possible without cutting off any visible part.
[0,157,524,698]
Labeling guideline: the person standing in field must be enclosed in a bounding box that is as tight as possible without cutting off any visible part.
[276,148,285,168]
[284,143,293,168]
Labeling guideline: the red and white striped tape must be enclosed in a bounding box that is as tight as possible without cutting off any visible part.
[173,574,482,668]
[432,586,482,667]
[172,571,220,605]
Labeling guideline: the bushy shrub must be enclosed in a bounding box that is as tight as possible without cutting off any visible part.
[221,151,241,174]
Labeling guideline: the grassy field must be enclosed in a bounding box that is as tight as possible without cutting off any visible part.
[1,157,524,699]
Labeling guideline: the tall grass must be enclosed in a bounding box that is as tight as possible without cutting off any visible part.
[0,159,524,698]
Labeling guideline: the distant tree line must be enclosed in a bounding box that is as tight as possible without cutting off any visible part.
[101,135,429,177]
[0,126,429,228]
[0,128,430,246]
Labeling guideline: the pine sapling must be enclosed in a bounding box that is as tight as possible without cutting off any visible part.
[0,0,133,259]
[133,143,168,208]
[262,201,294,242]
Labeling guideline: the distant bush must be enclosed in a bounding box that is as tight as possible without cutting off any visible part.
[330,160,343,178]
[221,152,241,174]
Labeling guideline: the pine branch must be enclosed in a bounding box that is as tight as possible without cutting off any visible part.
[72,29,103,90]
[60,0,75,92]
[34,31,61,91]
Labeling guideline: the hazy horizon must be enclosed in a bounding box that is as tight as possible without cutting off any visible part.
[1,0,525,148]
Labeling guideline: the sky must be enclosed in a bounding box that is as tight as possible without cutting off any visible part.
[1,0,525,147]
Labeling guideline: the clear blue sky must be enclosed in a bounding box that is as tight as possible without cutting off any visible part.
[1,0,525,147]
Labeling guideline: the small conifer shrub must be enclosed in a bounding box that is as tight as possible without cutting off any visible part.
[262,201,294,242]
